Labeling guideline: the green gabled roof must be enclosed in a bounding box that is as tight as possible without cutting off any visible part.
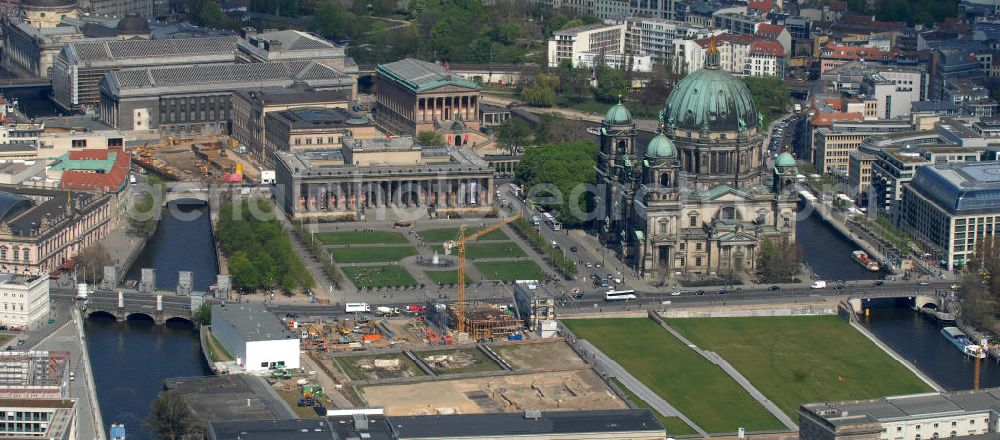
[700,184,749,200]
[49,152,117,172]
[376,58,481,93]
[775,152,796,167]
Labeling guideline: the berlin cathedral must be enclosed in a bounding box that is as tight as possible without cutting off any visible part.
[596,40,799,280]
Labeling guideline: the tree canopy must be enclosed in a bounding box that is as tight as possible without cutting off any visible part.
[514,141,599,227]
[143,390,205,440]
[495,118,532,154]
[756,237,801,283]
[744,76,792,127]
[216,198,314,292]
[594,66,628,103]
[416,131,445,146]
[845,0,958,25]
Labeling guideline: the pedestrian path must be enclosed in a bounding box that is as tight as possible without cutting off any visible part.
[653,319,799,431]
[576,339,708,436]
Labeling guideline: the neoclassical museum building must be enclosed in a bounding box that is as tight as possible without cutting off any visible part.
[596,39,799,280]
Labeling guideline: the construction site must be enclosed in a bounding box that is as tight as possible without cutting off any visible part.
[131,135,260,183]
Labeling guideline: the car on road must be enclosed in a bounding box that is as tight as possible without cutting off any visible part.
[585,262,593,267]
[918,281,930,286]
[768,285,780,291]
[670,290,686,296]
[609,274,622,284]
[873,280,884,286]
[569,246,578,252]
[69,372,75,381]
[594,262,603,268]
[694,290,705,295]
[717,289,728,295]
[811,280,827,289]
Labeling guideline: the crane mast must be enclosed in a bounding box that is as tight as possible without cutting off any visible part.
[454,213,522,334]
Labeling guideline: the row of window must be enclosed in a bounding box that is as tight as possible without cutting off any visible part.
[0,248,29,263]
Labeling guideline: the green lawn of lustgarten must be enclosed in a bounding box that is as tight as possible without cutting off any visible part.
[437,242,526,260]
[475,260,547,282]
[670,316,932,418]
[563,318,782,433]
[418,227,509,242]
[315,231,409,245]
[329,246,418,264]
[341,265,417,288]
[612,379,697,436]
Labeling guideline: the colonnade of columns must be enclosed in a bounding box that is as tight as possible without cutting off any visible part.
[297,177,494,211]
[417,94,478,122]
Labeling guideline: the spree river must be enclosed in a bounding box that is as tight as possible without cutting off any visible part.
[88,201,218,439]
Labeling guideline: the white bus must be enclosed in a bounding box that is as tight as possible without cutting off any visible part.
[604,289,637,301]
[508,183,523,199]
[541,212,562,231]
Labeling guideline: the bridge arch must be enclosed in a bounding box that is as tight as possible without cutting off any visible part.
[165,316,193,324]
[87,310,116,320]
[126,312,155,322]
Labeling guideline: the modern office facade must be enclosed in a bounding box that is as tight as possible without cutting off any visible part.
[0,274,49,328]
[901,162,1000,270]
[546,23,626,68]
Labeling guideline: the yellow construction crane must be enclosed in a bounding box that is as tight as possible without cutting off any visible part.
[975,338,990,389]
[451,213,522,334]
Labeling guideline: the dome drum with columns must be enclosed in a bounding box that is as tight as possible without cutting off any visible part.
[594,37,798,281]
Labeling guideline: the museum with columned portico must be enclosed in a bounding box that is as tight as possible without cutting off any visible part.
[273,135,495,220]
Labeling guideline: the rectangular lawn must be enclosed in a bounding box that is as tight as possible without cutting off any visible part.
[341,265,417,288]
[436,242,526,259]
[329,246,417,264]
[475,260,546,282]
[669,316,933,418]
[418,227,509,242]
[612,378,697,437]
[315,231,408,245]
[563,318,782,433]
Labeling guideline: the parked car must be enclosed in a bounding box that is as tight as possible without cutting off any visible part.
[717,289,728,295]
[569,246,578,252]
[768,285,780,291]
[694,290,706,295]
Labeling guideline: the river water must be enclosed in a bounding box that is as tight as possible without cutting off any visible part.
[88,201,218,439]
[796,209,879,281]
[861,299,1000,391]
[125,201,219,290]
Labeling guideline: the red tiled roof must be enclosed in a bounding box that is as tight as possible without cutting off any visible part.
[809,112,863,127]
[823,98,843,111]
[695,33,767,48]
[749,40,785,57]
[756,23,785,39]
[59,148,129,193]
[821,43,896,60]
[828,0,847,11]
[748,0,771,11]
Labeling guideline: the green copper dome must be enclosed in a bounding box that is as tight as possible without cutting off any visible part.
[776,152,796,167]
[604,101,633,125]
[645,133,676,158]
[663,65,759,131]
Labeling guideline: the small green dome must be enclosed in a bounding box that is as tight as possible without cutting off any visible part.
[604,101,633,125]
[645,133,676,158]
[776,152,796,167]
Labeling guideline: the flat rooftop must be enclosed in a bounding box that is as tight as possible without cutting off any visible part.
[209,416,394,440]
[268,107,371,130]
[212,303,295,342]
[165,375,296,423]
[392,409,663,438]
[234,86,352,106]
[803,387,1000,427]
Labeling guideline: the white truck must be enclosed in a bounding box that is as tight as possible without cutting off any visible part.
[811,280,827,289]
[376,306,400,317]
[75,283,89,300]
[345,303,371,313]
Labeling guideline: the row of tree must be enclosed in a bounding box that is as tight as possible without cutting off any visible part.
[520,62,631,107]
[843,0,958,26]
[216,198,314,292]
[957,236,1000,333]
[510,217,577,278]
